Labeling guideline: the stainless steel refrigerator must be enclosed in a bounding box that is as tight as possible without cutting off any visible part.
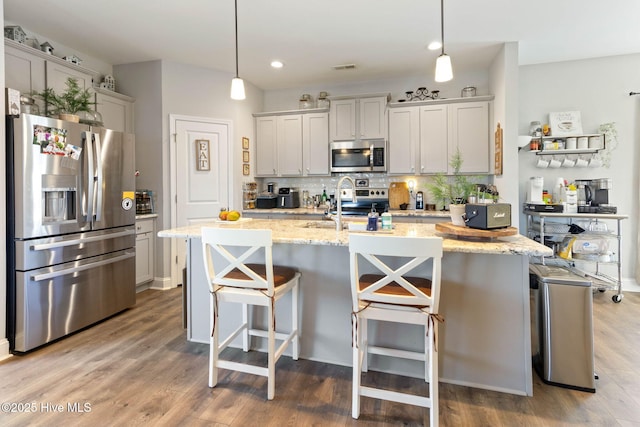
[6,113,136,352]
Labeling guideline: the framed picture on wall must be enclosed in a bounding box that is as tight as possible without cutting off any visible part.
[242,137,250,150]
[243,150,250,163]
[549,111,583,136]
[243,164,250,175]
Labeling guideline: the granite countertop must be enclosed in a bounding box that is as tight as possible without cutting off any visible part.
[158,218,551,257]
[244,207,451,218]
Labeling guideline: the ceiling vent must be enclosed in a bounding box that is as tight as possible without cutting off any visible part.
[332,63,356,71]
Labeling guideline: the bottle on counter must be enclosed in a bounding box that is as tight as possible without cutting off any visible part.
[367,203,379,231]
[321,188,328,205]
[381,210,392,230]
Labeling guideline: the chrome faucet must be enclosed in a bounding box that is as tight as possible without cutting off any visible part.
[335,175,356,231]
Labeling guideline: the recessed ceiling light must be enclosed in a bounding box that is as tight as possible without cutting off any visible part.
[270,60,284,68]
[428,41,442,51]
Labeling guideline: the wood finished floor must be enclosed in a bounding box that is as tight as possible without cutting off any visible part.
[1,287,639,426]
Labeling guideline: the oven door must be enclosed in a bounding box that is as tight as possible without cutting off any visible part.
[330,140,386,172]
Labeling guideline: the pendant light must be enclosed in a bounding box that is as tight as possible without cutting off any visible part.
[434,0,453,82]
[230,0,246,100]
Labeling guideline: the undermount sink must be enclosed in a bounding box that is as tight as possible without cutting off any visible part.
[300,221,340,229]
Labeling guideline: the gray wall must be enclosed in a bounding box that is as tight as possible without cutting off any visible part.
[518,53,640,280]
[114,60,263,285]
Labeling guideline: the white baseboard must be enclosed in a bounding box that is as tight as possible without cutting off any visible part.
[150,276,176,291]
[0,338,11,361]
[622,277,640,293]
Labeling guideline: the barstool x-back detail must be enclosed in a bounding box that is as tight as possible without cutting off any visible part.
[201,227,300,400]
[349,234,443,426]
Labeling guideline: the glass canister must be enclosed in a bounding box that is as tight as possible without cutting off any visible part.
[317,91,330,109]
[20,95,40,115]
[299,93,314,109]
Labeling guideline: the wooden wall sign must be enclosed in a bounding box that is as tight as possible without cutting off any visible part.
[494,123,503,176]
[195,139,210,171]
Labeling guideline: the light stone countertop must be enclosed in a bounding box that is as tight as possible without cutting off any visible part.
[158,218,552,257]
[244,207,451,218]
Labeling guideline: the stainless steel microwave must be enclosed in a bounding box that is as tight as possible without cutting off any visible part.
[330,139,387,173]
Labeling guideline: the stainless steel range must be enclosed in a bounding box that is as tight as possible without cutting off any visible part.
[333,187,389,215]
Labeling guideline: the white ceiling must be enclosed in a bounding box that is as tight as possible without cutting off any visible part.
[5,0,640,90]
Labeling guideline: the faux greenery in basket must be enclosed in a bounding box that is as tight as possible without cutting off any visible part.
[33,77,95,120]
[425,148,480,210]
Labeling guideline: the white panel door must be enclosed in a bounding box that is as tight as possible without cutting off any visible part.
[174,117,230,285]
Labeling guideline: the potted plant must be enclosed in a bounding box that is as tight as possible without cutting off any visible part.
[425,149,479,225]
[33,77,95,122]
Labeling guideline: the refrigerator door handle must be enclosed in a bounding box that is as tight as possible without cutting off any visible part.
[93,132,104,222]
[30,229,135,251]
[83,131,95,222]
[31,251,135,281]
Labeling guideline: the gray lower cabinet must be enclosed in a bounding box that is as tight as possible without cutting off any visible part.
[135,217,155,286]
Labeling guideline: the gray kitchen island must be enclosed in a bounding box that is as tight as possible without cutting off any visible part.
[159,218,551,396]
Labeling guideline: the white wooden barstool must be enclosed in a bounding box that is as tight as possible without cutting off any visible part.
[349,233,443,426]
[201,227,300,400]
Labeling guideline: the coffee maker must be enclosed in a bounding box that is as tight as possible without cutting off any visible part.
[575,178,616,213]
[527,177,544,204]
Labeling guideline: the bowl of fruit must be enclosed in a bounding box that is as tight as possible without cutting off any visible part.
[218,208,243,222]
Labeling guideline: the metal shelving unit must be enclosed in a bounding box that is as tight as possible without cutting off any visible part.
[525,210,628,303]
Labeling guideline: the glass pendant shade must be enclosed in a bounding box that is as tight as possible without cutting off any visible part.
[231,77,246,100]
[435,54,453,82]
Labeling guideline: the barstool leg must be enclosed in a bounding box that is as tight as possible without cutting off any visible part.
[430,321,439,427]
[267,301,276,400]
[352,313,361,419]
[242,303,249,352]
[292,281,299,360]
[361,318,368,373]
[209,293,219,388]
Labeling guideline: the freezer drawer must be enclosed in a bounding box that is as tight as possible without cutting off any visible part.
[14,227,135,271]
[14,249,136,352]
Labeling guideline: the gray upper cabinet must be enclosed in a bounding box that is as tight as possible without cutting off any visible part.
[254,108,330,178]
[4,43,46,95]
[388,96,494,175]
[45,60,93,93]
[94,88,135,133]
[328,93,389,142]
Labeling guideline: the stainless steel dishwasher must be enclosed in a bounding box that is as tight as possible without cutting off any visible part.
[529,264,596,392]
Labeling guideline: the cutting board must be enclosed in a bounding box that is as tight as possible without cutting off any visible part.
[388,182,410,209]
[435,222,518,239]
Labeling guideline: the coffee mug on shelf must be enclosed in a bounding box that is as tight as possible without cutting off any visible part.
[548,157,562,168]
[535,157,549,168]
[575,156,588,167]
[562,156,575,168]
[577,137,589,149]
[565,137,577,150]
[589,155,603,168]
